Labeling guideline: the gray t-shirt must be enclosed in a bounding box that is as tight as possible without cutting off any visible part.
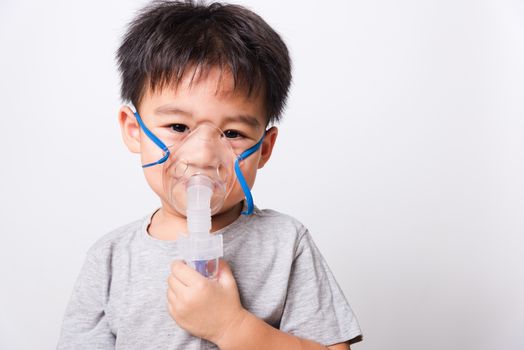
[58,207,361,349]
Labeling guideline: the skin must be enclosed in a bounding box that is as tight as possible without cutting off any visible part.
[118,67,351,350]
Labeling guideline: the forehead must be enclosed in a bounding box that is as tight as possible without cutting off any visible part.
[139,66,268,126]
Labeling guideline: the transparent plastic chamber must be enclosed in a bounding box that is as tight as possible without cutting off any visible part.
[177,175,223,278]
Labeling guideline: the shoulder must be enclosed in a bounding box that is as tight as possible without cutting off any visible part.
[85,215,148,259]
[236,207,310,251]
[252,207,307,232]
[249,208,330,261]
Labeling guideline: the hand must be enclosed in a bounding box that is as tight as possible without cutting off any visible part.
[167,259,247,343]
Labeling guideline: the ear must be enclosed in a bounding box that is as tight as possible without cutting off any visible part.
[257,126,278,169]
[118,105,141,153]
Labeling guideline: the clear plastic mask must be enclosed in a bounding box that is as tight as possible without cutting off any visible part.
[133,109,265,216]
[162,123,238,216]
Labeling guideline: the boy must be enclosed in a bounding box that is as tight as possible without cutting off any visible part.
[58,1,361,349]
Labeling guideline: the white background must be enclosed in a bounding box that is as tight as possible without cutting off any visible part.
[1,0,523,349]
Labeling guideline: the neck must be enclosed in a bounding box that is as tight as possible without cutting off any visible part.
[147,201,243,240]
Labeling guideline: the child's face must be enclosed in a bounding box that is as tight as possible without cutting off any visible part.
[119,67,277,219]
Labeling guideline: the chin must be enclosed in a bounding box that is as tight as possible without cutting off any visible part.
[212,201,243,218]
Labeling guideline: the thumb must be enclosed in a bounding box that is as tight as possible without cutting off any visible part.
[217,259,237,288]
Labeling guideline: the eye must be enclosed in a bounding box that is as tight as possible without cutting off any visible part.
[223,130,245,139]
[170,124,189,133]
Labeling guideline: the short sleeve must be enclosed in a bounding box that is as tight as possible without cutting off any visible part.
[57,248,116,349]
[279,230,362,346]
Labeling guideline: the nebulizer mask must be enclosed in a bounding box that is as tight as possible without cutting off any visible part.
[133,108,264,277]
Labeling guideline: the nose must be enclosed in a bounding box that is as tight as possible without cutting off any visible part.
[189,140,218,169]
[184,126,222,170]
[195,126,215,142]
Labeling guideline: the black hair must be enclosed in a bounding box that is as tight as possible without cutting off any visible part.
[116,0,292,124]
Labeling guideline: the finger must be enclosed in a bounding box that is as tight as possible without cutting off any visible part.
[217,259,238,289]
[167,285,177,304]
[167,272,187,298]
[170,260,185,274]
[218,258,232,275]
[171,260,206,286]
[167,290,177,317]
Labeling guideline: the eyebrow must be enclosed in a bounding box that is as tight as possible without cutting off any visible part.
[222,115,261,129]
[154,105,261,129]
[155,105,191,116]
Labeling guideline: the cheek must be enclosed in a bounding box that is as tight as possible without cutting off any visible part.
[142,166,165,199]
[238,154,260,186]
[140,138,167,166]
[139,134,170,198]
[228,154,260,198]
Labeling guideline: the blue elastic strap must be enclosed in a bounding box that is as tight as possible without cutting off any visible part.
[133,111,170,168]
[235,134,265,215]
